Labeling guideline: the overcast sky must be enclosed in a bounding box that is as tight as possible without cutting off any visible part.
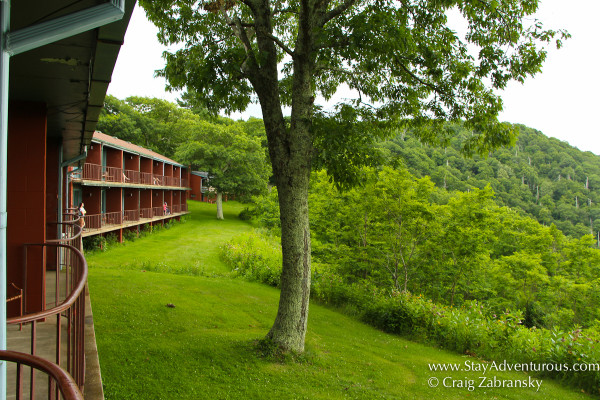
[107,0,600,155]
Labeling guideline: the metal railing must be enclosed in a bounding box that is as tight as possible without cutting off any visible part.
[123,209,139,223]
[81,163,101,181]
[123,169,140,184]
[0,350,83,400]
[140,172,153,185]
[140,208,153,219]
[83,214,102,231]
[5,211,86,399]
[103,211,122,226]
[83,207,188,232]
[152,175,164,186]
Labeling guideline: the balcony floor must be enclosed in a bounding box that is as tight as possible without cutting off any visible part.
[73,178,189,191]
[6,271,104,400]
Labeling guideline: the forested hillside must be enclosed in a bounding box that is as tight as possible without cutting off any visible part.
[382,124,600,239]
[98,96,600,240]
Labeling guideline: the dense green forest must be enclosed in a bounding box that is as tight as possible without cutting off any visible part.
[383,125,600,239]
[251,169,600,330]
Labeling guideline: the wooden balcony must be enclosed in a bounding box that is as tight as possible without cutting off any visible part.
[73,163,190,189]
[81,204,189,238]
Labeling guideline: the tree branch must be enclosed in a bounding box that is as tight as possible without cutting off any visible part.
[396,60,449,96]
[227,20,255,28]
[320,0,357,26]
[264,32,295,56]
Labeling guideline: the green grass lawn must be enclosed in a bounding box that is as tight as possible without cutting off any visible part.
[87,201,251,275]
[87,201,593,400]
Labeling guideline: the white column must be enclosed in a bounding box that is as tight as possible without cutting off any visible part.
[0,2,10,398]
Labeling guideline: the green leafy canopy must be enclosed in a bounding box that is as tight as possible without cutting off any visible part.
[175,121,271,196]
[141,0,568,156]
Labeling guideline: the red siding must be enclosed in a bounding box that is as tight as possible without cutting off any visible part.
[124,188,138,211]
[124,152,139,171]
[106,188,122,213]
[140,157,152,174]
[87,141,102,165]
[164,163,173,178]
[105,146,122,169]
[140,189,152,209]
[190,174,202,200]
[7,102,47,315]
[83,187,102,215]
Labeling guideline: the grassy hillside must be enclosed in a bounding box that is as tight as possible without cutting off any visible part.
[87,201,593,399]
[86,201,248,276]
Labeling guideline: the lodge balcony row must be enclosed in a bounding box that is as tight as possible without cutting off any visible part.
[72,163,189,189]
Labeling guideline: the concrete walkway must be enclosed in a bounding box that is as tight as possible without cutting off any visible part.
[6,272,104,399]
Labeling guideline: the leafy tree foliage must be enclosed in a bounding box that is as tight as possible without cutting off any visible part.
[98,95,200,158]
[252,167,600,330]
[176,121,270,219]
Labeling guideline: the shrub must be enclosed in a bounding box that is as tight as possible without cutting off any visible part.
[123,229,138,242]
[238,207,254,221]
[221,231,282,287]
[83,235,104,252]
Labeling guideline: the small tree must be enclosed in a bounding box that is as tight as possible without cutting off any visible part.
[176,121,270,219]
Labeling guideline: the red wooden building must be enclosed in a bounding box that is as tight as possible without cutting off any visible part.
[189,171,209,202]
[1,0,136,398]
[71,132,191,242]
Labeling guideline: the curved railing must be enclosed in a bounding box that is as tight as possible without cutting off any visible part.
[0,350,83,400]
[6,210,88,398]
[47,210,82,246]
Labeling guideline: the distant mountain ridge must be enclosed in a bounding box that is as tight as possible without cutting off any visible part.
[381,124,600,239]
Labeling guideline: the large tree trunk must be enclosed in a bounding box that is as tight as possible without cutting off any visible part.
[216,192,224,220]
[266,172,311,352]
[246,0,316,353]
[260,76,313,352]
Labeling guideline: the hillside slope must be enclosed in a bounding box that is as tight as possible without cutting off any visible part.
[87,202,592,399]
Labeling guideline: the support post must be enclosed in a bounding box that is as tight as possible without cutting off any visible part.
[0,2,10,398]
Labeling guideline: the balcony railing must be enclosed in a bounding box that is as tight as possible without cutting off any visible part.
[152,175,164,186]
[82,206,188,233]
[140,172,153,185]
[78,163,189,188]
[0,350,83,400]
[5,212,86,399]
[140,208,153,219]
[104,211,123,226]
[123,209,139,223]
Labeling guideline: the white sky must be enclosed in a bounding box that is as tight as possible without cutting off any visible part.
[107,0,600,155]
